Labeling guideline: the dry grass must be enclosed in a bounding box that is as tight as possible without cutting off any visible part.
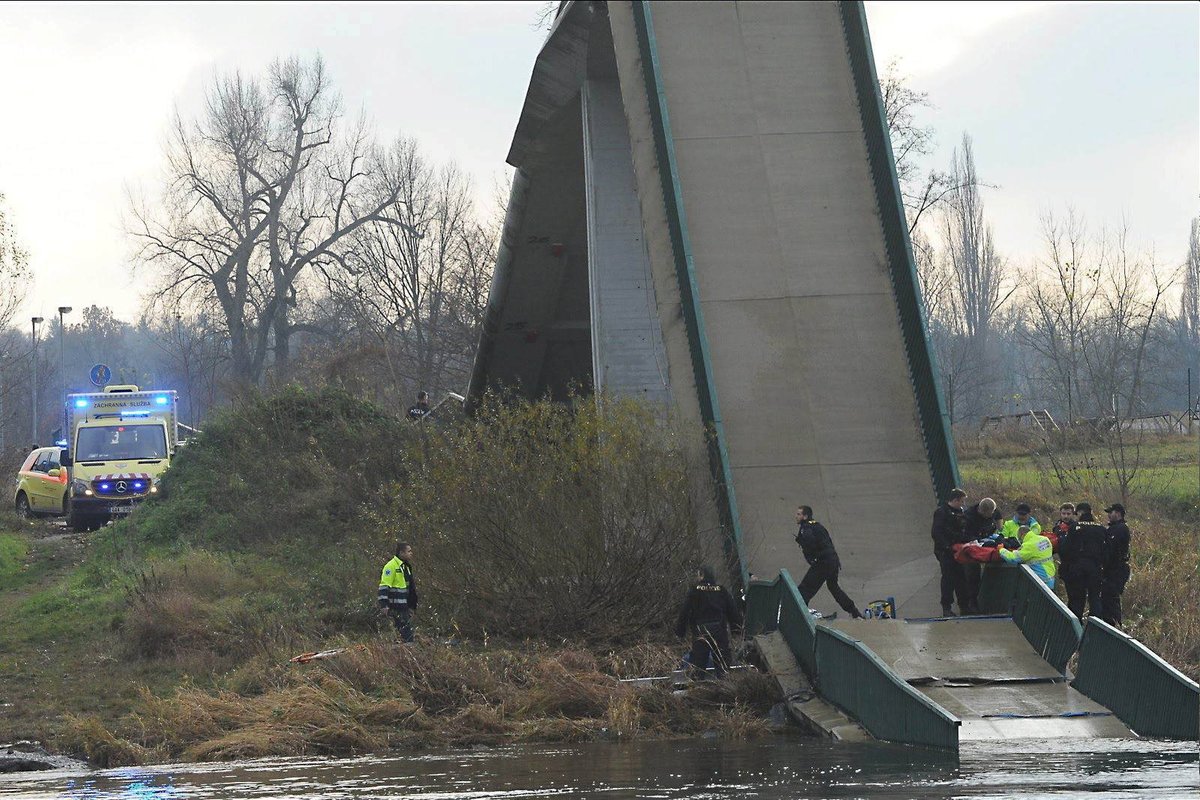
[57,640,778,766]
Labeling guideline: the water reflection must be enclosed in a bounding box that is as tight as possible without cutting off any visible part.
[61,772,177,800]
[2,738,1195,800]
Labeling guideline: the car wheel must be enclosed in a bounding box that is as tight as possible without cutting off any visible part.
[67,500,92,533]
[15,492,33,519]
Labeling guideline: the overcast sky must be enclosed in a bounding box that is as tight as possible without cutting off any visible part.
[1,1,1196,325]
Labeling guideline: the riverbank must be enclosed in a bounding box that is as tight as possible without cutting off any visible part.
[2,394,1195,768]
[60,640,779,768]
[0,519,780,769]
[1,389,786,768]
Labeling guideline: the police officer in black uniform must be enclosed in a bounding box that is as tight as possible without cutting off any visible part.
[960,497,1000,613]
[407,391,431,420]
[675,566,742,677]
[1062,502,1105,621]
[1101,503,1131,626]
[795,505,864,618]
[931,488,968,617]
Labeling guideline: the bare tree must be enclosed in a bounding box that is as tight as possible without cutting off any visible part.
[1183,217,1200,348]
[940,135,1013,350]
[141,297,227,428]
[0,193,28,336]
[533,2,559,32]
[1021,215,1180,499]
[132,56,412,386]
[0,194,30,454]
[879,60,970,236]
[923,135,1013,422]
[329,142,496,397]
[1078,228,1178,501]
[1022,209,1101,423]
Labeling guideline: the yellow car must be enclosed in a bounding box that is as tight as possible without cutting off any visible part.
[14,446,70,519]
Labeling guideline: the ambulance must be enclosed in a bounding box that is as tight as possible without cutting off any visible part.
[61,385,178,531]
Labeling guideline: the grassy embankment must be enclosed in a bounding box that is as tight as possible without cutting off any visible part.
[957,430,1200,678]
[0,388,777,768]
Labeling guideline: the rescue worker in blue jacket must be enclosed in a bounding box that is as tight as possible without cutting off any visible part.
[1100,503,1131,627]
[378,541,418,642]
[1061,502,1105,620]
[675,566,742,677]
[794,506,864,618]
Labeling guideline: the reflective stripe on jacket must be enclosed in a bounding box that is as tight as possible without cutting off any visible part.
[999,529,1057,588]
[378,555,409,608]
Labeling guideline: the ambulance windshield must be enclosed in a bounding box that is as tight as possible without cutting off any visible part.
[75,425,167,461]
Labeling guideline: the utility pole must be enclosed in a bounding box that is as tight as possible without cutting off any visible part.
[31,316,43,446]
[58,306,72,442]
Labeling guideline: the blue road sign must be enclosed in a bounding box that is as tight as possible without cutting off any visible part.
[90,364,111,387]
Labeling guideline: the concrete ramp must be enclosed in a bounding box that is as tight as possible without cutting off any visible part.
[608,0,951,614]
[470,2,958,613]
[826,617,1134,741]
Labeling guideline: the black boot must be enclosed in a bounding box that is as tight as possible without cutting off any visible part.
[941,605,958,617]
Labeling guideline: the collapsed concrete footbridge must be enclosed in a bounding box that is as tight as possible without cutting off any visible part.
[469,0,954,615]
[466,1,1199,750]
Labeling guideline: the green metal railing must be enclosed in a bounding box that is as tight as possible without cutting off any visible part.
[816,626,960,751]
[1009,565,1082,674]
[745,570,818,678]
[631,0,748,586]
[838,1,960,499]
[745,575,784,636]
[777,571,818,678]
[979,562,1081,672]
[1072,617,1200,740]
[976,562,1021,614]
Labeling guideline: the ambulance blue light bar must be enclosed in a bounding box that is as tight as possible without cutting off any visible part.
[155,396,169,405]
[75,399,88,408]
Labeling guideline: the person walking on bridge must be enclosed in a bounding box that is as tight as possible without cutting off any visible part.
[931,488,969,617]
[794,506,864,618]
[378,541,419,642]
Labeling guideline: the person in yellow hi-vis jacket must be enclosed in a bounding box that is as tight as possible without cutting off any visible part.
[378,542,418,642]
[1000,503,1042,543]
[998,523,1057,589]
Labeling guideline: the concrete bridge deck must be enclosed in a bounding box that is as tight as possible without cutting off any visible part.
[825,617,1134,741]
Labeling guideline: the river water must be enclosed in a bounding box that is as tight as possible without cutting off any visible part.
[1,738,1196,799]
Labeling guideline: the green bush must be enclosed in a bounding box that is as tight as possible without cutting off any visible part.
[123,385,416,549]
[384,394,707,643]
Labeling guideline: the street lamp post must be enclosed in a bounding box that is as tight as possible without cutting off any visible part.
[31,316,43,446]
[58,306,72,443]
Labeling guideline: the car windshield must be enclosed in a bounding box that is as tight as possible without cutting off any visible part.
[75,425,167,461]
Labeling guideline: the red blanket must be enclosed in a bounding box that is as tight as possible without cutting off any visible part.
[953,542,1003,564]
